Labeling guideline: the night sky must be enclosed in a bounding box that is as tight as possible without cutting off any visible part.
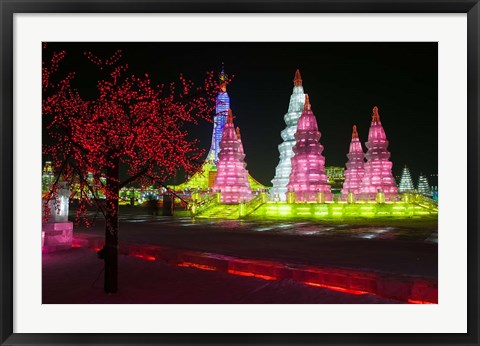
[44,42,437,186]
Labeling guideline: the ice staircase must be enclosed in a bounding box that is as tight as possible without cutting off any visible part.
[192,193,267,219]
[196,204,240,219]
[416,198,438,213]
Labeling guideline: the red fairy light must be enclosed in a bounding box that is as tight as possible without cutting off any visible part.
[42,46,218,227]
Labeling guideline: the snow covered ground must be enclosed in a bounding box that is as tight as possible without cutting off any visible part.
[44,212,436,303]
[73,214,438,278]
[43,248,399,304]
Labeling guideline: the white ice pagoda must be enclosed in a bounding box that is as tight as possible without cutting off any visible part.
[270,69,306,201]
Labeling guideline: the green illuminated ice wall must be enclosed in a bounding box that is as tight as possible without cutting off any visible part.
[190,192,438,220]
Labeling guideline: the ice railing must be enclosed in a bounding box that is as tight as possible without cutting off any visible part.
[188,193,219,216]
[415,196,438,211]
[242,192,267,216]
[267,191,437,207]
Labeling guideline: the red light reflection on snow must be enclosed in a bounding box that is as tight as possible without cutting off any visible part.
[303,281,369,295]
[178,262,217,271]
[70,239,437,303]
[407,298,435,304]
[133,254,156,261]
[227,269,277,281]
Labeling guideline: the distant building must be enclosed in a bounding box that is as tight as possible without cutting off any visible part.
[42,161,55,193]
[325,166,345,194]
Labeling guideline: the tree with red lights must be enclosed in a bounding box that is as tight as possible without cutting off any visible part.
[42,48,217,293]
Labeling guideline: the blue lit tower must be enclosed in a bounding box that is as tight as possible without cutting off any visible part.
[271,69,306,201]
[206,65,230,164]
[171,66,266,192]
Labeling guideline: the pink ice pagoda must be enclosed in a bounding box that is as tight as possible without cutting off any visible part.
[287,95,331,202]
[341,125,365,195]
[360,106,398,197]
[212,109,253,204]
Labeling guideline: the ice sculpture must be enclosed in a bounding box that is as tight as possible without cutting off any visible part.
[42,181,73,252]
[172,66,266,192]
[213,109,253,204]
[341,125,365,195]
[271,69,306,201]
[360,106,398,196]
[287,94,331,202]
[417,174,432,197]
[398,165,415,193]
[206,66,230,163]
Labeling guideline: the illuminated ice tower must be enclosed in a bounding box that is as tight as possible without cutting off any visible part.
[360,106,398,196]
[287,95,331,202]
[171,67,265,192]
[417,174,431,197]
[341,125,365,195]
[271,69,306,200]
[398,165,415,193]
[213,109,252,204]
[206,66,230,163]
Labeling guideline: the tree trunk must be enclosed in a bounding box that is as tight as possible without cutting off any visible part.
[104,158,119,293]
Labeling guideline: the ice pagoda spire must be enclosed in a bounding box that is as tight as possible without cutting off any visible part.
[304,94,311,110]
[206,64,230,163]
[352,124,358,138]
[398,165,415,193]
[372,105,380,122]
[341,124,365,195]
[360,106,398,196]
[213,109,252,204]
[287,94,331,202]
[219,62,227,92]
[294,69,302,86]
[270,69,306,201]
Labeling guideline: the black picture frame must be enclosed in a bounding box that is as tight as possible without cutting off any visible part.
[1,1,478,345]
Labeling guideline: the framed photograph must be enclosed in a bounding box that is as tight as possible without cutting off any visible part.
[1,1,478,345]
